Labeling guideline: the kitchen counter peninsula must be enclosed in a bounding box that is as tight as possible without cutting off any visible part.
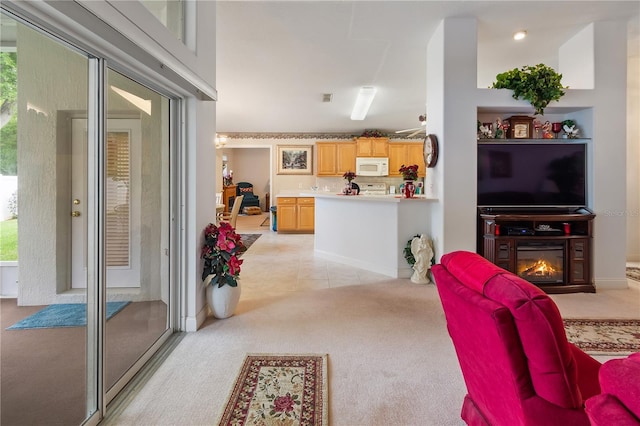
[304,192,435,278]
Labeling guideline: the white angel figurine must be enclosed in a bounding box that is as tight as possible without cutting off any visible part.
[563,124,580,139]
[411,234,434,284]
[479,125,493,139]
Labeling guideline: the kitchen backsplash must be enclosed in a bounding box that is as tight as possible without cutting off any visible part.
[314,175,424,194]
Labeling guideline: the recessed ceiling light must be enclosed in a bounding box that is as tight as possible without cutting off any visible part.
[513,30,527,41]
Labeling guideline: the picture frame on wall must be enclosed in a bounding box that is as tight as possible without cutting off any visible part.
[277,145,313,175]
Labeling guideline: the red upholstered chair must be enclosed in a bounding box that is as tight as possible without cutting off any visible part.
[431,251,601,426]
[585,353,640,425]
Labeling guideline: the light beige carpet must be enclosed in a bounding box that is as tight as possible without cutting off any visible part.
[105,281,468,426]
[217,353,328,426]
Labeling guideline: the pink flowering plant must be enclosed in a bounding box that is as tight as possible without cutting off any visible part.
[201,222,246,287]
[342,170,357,182]
[399,164,419,180]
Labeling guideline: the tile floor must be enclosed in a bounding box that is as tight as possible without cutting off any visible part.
[236,213,392,302]
[235,212,640,318]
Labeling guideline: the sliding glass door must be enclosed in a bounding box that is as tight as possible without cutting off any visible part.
[104,70,172,397]
[0,10,176,425]
[0,15,93,425]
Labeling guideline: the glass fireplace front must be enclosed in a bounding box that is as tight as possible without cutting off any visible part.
[516,242,564,284]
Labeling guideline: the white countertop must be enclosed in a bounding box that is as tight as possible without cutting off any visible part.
[277,191,437,202]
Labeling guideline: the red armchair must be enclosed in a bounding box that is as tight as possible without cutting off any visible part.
[586,353,640,425]
[432,251,601,425]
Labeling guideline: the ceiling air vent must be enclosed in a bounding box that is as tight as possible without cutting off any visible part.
[322,93,333,103]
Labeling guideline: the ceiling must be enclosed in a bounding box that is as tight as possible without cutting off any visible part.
[215,1,640,135]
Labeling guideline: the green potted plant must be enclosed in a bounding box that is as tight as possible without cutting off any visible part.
[491,64,567,115]
[201,221,246,318]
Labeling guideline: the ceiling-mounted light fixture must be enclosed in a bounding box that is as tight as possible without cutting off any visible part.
[513,30,527,41]
[350,86,377,120]
[215,134,228,149]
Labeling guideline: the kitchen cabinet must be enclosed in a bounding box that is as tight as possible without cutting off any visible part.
[388,142,426,177]
[277,197,315,233]
[316,142,356,176]
[356,137,389,157]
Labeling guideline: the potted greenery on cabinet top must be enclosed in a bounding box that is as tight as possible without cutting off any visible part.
[491,64,567,115]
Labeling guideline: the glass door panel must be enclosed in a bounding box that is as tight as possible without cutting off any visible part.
[104,69,171,392]
[0,13,94,425]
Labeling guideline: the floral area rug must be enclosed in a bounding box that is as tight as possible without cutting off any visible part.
[563,319,640,355]
[217,353,328,426]
[239,234,261,255]
[627,267,640,282]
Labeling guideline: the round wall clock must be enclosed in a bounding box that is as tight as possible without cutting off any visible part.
[424,134,439,168]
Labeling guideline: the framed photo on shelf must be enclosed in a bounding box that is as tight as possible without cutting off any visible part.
[508,116,534,139]
[276,145,313,175]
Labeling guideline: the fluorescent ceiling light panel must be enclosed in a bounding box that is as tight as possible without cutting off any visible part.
[350,86,377,120]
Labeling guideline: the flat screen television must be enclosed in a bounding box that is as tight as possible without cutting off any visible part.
[477,142,587,207]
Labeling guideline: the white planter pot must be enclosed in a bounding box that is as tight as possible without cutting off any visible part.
[205,280,241,319]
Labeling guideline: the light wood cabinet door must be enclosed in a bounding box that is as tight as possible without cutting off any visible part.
[336,143,357,175]
[388,144,406,177]
[407,143,426,177]
[388,142,425,177]
[277,197,314,233]
[317,142,355,176]
[317,143,337,176]
[371,138,390,157]
[356,137,389,157]
[297,198,315,231]
[277,198,297,231]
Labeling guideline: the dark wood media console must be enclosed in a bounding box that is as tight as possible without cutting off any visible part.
[478,207,596,294]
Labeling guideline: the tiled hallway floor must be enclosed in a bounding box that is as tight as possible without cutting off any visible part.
[235,212,640,317]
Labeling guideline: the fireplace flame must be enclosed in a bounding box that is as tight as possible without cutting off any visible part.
[522,259,558,277]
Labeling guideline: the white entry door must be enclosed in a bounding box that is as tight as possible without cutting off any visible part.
[71,119,142,288]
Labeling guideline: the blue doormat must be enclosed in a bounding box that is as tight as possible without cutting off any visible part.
[6,301,130,330]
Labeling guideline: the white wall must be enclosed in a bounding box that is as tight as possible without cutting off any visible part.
[559,24,595,89]
[627,53,640,262]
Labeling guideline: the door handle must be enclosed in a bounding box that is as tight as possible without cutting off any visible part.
[71,211,81,217]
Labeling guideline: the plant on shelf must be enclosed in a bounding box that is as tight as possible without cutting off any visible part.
[201,222,246,288]
[360,129,386,138]
[491,64,567,115]
[343,170,357,183]
[399,164,419,181]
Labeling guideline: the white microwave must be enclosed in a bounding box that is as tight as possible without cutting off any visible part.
[355,157,389,176]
